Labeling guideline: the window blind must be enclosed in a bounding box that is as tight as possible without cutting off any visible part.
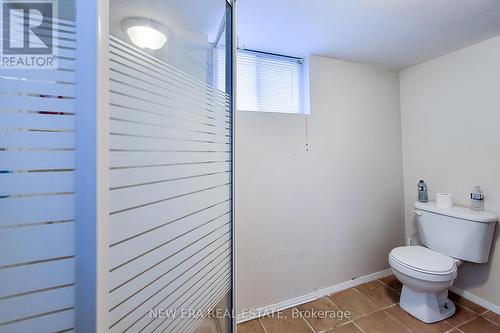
[237,50,303,114]
[216,46,226,92]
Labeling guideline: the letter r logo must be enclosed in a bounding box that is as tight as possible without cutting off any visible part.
[3,2,53,55]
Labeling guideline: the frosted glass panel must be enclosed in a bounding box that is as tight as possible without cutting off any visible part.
[108,1,233,332]
[0,9,77,333]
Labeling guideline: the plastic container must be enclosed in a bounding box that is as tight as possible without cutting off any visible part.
[470,186,484,211]
[417,180,428,203]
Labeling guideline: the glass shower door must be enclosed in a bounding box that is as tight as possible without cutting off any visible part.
[108,1,233,333]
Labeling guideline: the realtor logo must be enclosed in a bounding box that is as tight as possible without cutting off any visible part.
[1,0,58,68]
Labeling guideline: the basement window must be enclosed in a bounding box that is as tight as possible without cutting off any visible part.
[236,49,307,114]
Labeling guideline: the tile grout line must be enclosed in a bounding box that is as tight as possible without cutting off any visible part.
[449,301,485,317]
[324,296,337,307]
[351,287,382,308]
[256,308,317,333]
[452,315,483,331]
[376,278,402,295]
[328,291,400,327]
[349,287,401,320]
[351,320,368,333]
[355,280,402,310]
[352,278,405,329]
[480,313,500,327]
[257,317,269,333]
[443,305,475,327]
[294,306,318,333]
[322,296,357,333]
[335,320,355,328]
[324,295,355,325]
[294,305,322,333]
[317,294,369,332]
[381,307,412,332]
[326,290,372,324]
[327,291,401,330]
[301,316,317,333]
[351,303,399,322]
[446,290,492,318]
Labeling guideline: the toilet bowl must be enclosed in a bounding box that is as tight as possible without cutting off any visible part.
[388,201,497,323]
[389,246,457,323]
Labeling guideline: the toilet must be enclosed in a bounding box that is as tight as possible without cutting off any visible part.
[389,201,497,323]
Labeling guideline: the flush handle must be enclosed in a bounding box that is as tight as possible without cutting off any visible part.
[413,210,422,216]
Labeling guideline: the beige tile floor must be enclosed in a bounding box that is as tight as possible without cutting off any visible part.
[193,316,223,333]
[237,275,500,333]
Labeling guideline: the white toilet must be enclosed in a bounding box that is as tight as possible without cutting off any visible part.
[389,201,497,323]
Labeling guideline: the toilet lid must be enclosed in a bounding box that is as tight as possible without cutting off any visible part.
[390,246,456,275]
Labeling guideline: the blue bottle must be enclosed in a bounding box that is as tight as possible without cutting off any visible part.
[417,180,428,203]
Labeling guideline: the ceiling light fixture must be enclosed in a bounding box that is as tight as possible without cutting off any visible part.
[122,17,168,51]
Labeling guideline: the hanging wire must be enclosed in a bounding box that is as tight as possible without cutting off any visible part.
[305,116,309,152]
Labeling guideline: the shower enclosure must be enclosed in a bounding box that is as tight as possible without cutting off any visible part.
[0,1,235,332]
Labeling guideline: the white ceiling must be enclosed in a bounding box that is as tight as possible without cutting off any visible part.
[237,0,500,69]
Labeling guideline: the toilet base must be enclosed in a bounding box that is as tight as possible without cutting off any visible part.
[399,285,455,323]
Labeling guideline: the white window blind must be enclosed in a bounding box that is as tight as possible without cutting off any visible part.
[236,50,304,114]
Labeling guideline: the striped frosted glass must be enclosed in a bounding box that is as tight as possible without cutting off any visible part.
[0,17,77,333]
[107,36,232,333]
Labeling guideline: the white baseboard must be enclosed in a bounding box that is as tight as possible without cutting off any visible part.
[449,286,500,315]
[236,268,392,323]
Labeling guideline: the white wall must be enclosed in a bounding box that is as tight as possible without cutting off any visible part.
[236,55,405,312]
[400,36,500,306]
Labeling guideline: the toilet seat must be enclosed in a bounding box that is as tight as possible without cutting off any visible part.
[389,246,457,282]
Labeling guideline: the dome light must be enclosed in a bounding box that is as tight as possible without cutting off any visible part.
[123,18,168,51]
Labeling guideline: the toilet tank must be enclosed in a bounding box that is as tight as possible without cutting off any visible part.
[414,202,497,263]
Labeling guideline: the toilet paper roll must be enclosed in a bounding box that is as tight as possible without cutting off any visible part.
[436,192,454,209]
